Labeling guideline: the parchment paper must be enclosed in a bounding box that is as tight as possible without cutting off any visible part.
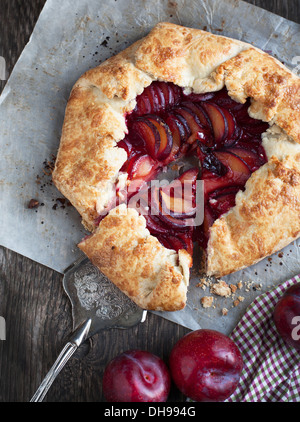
[0,0,299,333]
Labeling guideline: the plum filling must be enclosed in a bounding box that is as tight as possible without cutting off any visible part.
[97,82,268,255]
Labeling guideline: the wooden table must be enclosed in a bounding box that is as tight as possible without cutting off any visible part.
[0,0,299,403]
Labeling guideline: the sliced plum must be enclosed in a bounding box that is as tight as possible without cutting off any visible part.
[203,151,251,198]
[164,114,182,161]
[173,106,204,134]
[118,137,133,156]
[132,119,160,159]
[165,113,189,144]
[225,147,267,172]
[213,88,244,111]
[202,153,228,177]
[160,183,196,218]
[182,102,212,131]
[156,232,193,256]
[221,108,238,145]
[117,81,269,255]
[201,103,228,145]
[184,91,216,102]
[146,115,173,161]
[143,213,171,235]
[133,82,182,116]
[214,151,251,183]
[208,186,240,217]
[168,83,182,107]
[127,154,157,181]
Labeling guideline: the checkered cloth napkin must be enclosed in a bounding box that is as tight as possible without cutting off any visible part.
[226,274,300,402]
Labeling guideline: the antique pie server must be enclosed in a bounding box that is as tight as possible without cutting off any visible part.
[30,255,147,402]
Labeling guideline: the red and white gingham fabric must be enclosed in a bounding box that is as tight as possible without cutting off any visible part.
[226,275,300,402]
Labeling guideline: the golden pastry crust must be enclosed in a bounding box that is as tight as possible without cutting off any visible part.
[207,152,300,277]
[78,205,192,311]
[53,22,300,310]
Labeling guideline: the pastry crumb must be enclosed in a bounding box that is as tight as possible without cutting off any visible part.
[222,308,228,316]
[230,284,237,294]
[200,296,214,308]
[233,296,244,307]
[210,280,231,297]
[196,277,212,290]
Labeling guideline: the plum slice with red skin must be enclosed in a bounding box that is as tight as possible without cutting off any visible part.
[177,167,199,184]
[164,114,182,161]
[159,82,170,105]
[225,147,267,172]
[172,232,194,256]
[184,91,216,102]
[142,94,152,115]
[150,168,198,228]
[132,119,160,159]
[168,83,182,107]
[145,115,173,161]
[159,168,198,217]
[154,83,166,110]
[160,188,196,218]
[173,106,204,134]
[118,137,133,156]
[234,140,268,167]
[164,113,190,154]
[165,113,187,142]
[128,188,170,236]
[148,84,162,113]
[160,176,197,219]
[156,234,184,251]
[156,232,194,256]
[173,112,192,140]
[242,122,269,137]
[201,103,228,145]
[221,108,238,144]
[203,151,251,199]
[181,102,212,131]
[143,213,171,235]
[118,138,137,172]
[135,91,152,115]
[208,186,240,217]
[133,82,182,116]
[151,187,192,229]
[127,154,157,181]
[212,88,245,111]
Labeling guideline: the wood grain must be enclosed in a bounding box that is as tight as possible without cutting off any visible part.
[0,0,299,402]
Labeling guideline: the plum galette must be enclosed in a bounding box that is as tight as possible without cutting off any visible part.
[53,22,300,311]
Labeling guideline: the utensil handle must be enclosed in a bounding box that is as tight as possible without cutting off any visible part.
[30,341,78,402]
[30,319,91,402]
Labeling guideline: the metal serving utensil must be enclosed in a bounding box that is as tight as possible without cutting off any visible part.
[30,256,147,402]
